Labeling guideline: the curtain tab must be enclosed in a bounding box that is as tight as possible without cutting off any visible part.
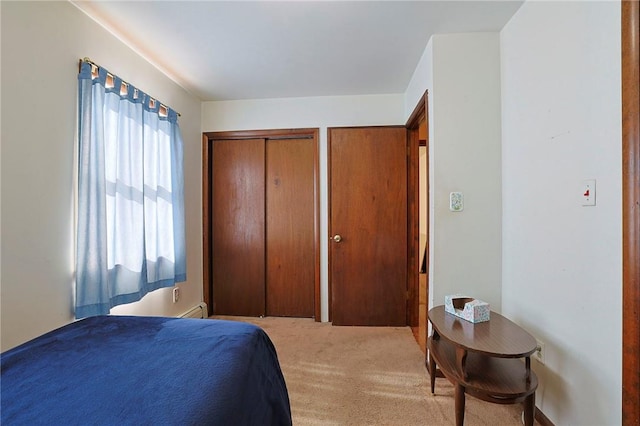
[78,61,93,80]
[168,109,179,123]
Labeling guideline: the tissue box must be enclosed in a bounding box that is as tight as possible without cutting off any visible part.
[444,295,490,323]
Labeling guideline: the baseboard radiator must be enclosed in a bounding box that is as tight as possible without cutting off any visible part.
[178,302,208,319]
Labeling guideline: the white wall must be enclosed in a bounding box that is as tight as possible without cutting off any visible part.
[404,34,503,313]
[405,38,433,119]
[501,2,621,425]
[202,95,405,321]
[1,1,202,351]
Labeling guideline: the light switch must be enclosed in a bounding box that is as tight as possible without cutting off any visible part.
[449,192,463,212]
[582,180,596,206]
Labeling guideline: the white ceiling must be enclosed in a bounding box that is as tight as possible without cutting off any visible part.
[73,1,523,102]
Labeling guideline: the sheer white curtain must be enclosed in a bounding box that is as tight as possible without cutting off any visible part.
[76,61,186,318]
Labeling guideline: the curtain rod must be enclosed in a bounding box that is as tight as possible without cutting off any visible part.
[79,57,181,117]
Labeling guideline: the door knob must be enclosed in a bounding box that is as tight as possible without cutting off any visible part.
[332,234,342,243]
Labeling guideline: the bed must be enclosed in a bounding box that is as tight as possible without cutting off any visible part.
[1,315,292,425]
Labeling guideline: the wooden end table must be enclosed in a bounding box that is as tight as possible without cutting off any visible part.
[427,305,538,426]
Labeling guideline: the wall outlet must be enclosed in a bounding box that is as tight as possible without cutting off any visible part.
[533,339,545,365]
[172,287,180,303]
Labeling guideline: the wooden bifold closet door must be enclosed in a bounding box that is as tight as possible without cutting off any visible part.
[266,139,315,317]
[210,132,317,318]
[212,138,266,316]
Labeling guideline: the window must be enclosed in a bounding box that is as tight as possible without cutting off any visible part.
[76,60,186,318]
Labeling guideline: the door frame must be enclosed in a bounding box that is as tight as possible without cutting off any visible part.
[406,91,429,334]
[622,0,639,423]
[326,103,429,325]
[202,128,321,321]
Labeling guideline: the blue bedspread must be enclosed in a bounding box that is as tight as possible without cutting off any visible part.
[1,316,291,425]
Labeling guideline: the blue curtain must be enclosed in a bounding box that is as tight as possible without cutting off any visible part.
[76,61,186,318]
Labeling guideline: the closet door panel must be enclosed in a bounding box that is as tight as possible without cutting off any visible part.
[266,138,315,317]
[212,138,265,316]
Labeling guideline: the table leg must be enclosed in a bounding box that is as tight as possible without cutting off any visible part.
[429,353,437,394]
[454,384,465,426]
[523,392,535,426]
[455,347,468,380]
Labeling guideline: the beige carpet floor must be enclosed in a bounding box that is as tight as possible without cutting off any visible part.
[213,316,535,426]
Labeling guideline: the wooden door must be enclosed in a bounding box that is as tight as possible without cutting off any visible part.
[212,138,265,316]
[266,138,315,317]
[329,127,407,326]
